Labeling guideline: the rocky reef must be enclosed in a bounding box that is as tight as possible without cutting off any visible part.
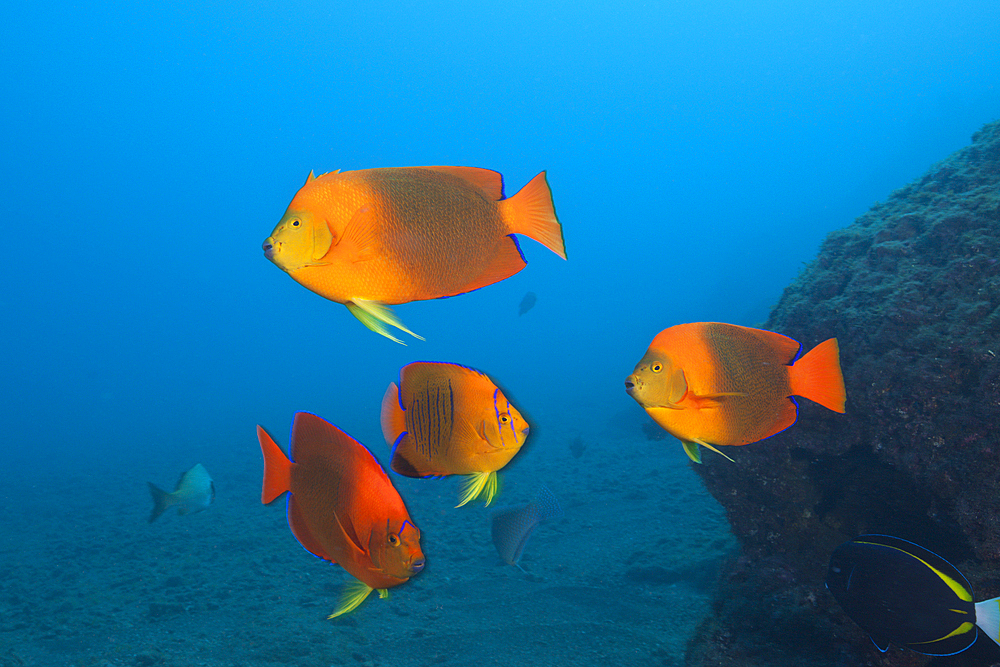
[686,119,1000,667]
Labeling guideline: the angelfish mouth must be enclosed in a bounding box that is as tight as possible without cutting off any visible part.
[624,379,636,395]
[410,558,426,574]
[262,238,276,261]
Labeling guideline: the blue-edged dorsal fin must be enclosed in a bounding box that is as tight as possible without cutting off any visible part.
[420,166,504,200]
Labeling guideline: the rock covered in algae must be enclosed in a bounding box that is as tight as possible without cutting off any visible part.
[686,119,1000,667]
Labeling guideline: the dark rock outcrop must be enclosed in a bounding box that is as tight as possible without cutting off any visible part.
[686,120,1000,667]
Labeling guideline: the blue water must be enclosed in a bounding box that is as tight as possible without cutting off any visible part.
[2,1,998,665]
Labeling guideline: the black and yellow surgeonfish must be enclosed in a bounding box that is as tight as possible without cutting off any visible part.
[826,534,1000,656]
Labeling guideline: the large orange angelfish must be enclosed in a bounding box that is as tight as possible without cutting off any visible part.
[625,322,846,463]
[262,167,567,343]
[257,412,425,617]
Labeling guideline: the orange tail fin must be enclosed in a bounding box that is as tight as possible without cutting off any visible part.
[257,425,293,504]
[500,171,567,259]
[789,338,847,413]
[380,382,406,447]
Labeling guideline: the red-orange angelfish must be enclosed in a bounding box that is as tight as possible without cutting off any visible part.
[381,362,529,507]
[261,167,567,343]
[625,323,846,463]
[257,412,424,617]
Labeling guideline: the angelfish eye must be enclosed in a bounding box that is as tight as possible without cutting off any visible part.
[499,414,510,424]
[651,363,663,373]
[388,534,399,546]
[291,219,301,227]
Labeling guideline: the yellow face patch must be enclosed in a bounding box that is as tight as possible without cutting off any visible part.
[263,209,331,272]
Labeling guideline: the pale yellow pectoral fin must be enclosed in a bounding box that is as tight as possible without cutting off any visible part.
[457,471,499,508]
[346,300,424,345]
[327,579,375,619]
[685,438,735,464]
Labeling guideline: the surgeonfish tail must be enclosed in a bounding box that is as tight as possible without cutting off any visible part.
[975,597,1000,648]
[147,482,172,523]
[327,579,376,619]
[789,338,847,413]
[257,425,293,504]
[501,171,567,260]
[380,382,406,447]
[456,471,499,508]
[346,299,424,345]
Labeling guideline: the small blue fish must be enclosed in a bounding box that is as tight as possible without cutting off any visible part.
[491,486,563,570]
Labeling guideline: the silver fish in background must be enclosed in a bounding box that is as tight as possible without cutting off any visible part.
[147,463,215,523]
[491,485,563,570]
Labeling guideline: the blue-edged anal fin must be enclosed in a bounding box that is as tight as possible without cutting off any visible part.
[439,235,527,298]
[287,495,337,563]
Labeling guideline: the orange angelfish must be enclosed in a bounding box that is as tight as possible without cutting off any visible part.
[257,412,425,618]
[380,362,530,507]
[262,167,567,344]
[624,322,846,463]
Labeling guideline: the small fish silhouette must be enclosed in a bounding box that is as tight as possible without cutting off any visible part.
[518,291,537,316]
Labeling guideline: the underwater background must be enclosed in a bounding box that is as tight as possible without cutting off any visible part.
[3,1,1000,666]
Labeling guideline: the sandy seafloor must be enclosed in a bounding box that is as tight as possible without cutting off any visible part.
[0,411,737,667]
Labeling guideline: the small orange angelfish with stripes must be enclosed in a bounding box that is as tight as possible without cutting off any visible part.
[381,362,530,507]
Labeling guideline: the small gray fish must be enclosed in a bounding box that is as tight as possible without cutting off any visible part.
[147,463,215,523]
[518,291,537,316]
[491,485,563,569]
